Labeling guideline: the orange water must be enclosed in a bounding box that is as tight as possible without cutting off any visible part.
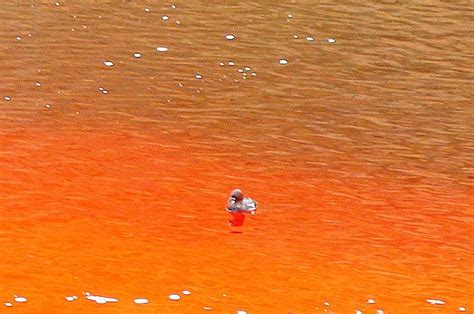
[0,1,473,313]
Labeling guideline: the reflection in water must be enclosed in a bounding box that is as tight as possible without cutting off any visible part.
[0,0,472,312]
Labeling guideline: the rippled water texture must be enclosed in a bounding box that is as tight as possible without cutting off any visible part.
[0,1,473,313]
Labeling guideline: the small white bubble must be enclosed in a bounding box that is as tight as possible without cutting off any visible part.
[293,35,299,39]
[306,36,314,41]
[55,2,60,6]
[459,306,466,312]
[219,62,225,66]
[134,298,149,304]
[178,83,184,87]
[176,20,181,25]
[328,38,336,43]
[195,73,202,79]
[65,296,76,302]
[377,310,384,314]
[225,34,236,40]
[103,61,114,67]
[4,96,11,101]
[244,67,251,71]
[168,294,180,301]
[71,28,75,31]
[4,303,12,307]
[144,7,150,12]
[237,311,248,314]
[238,68,244,73]
[102,89,108,94]
[156,46,169,52]
[228,61,235,66]
[287,14,293,18]
[251,72,256,76]
[82,25,87,29]
[35,82,41,87]
[162,15,169,21]
[16,36,22,41]
[426,299,445,305]
[368,299,376,304]
[182,290,191,295]
[356,310,362,314]
[324,301,330,306]
[279,59,289,65]
[45,104,51,108]
[204,306,212,311]
[133,53,142,58]
[171,4,176,9]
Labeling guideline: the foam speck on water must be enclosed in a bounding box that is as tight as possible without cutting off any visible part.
[182,290,191,295]
[204,306,212,311]
[171,4,176,9]
[288,14,293,18]
[225,34,236,40]
[133,53,142,58]
[293,35,299,39]
[4,96,11,101]
[176,20,181,25]
[45,104,51,108]
[162,15,169,21]
[459,306,466,312]
[144,7,150,12]
[368,299,376,304]
[244,67,251,71]
[14,296,27,303]
[16,36,22,41]
[279,59,289,65]
[228,61,235,66]
[156,46,169,52]
[306,36,314,41]
[323,301,330,306]
[35,82,41,87]
[195,73,202,79]
[377,310,384,314]
[168,294,181,301]
[237,310,248,314]
[219,62,225,66]
[134,298,149,304]
[426,299,445,305]
[356,310,362,314]
[103,61,114,67]
[238,68,244,73]
[4,303,12,307]
[328,38,336,43]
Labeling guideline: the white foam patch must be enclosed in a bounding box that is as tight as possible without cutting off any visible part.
[279,59,289,65]
[356,310,362,314]
[323,301,330,306]
[204,306,212,311]
[195,73,202,79]
[368,299,376,304]
[328,38,336,43]
[4,303,12,307]
[237,311,247,314]
[103,61,114,67]
[426,299,445,305]
[133,53,142,58]
[225,34,236,40]
[85,293,119,304]
[144,7,150,12]
[377,310,384,314]
[16,36,22,41]
[169,294,181,301]
[134,298,149,304]
[35,82,41,87]
[4,96,11,101]
[65,296,78,302]
[182,290,191,295]
[228,61,235,66]
[162,15,169,21]
[459,306,466,312]
[14,296,27,303]
[156,46,169,52]
[306,36,314,41]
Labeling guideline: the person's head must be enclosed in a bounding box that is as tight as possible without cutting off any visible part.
[230,189,243,202]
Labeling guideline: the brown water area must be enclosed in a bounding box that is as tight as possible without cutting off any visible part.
[0,1,473,313]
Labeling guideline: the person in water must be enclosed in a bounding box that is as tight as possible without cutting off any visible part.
[226,189,257,226]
